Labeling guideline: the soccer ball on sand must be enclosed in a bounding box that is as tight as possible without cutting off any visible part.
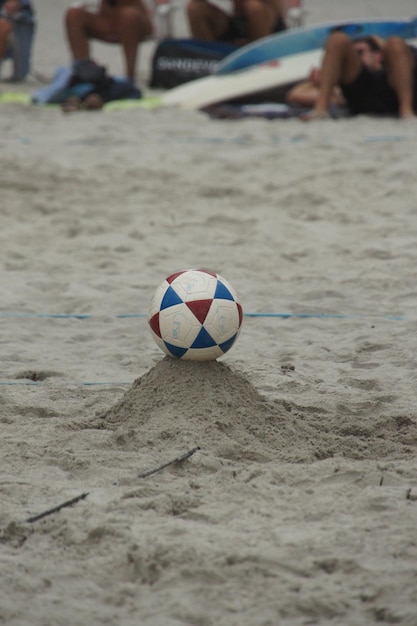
[148,269,243,361]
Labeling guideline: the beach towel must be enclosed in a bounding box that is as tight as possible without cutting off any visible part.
[32,62,142,105]
[203,102,350,120]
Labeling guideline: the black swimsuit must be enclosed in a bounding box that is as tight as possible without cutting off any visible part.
[219,15,286,43]
[341,46,417,116]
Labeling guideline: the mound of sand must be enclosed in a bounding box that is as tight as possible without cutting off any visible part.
[98,358,417,463]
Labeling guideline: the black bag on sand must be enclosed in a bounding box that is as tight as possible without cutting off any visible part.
[149,38,238,89]
[70,59,112,90]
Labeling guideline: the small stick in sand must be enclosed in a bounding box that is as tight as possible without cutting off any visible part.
[406,488,417,501]
[26,492,89,523]
[138,446,201,479]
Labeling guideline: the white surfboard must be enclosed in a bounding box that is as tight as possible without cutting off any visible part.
[161,49,323,110]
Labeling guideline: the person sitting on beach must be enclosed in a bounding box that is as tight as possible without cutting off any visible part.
[306,32,417,120]
[65,0,153,82]
[0,0,33,65]
[186,0,287,45]
[285,39,378,110]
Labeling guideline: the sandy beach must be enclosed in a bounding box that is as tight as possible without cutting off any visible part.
[1,1,417,625]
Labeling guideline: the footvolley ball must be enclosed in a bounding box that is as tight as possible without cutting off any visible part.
[148,269,243,361]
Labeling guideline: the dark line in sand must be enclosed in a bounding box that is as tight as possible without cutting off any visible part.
[138,447,201,479]
[26,492,89,523]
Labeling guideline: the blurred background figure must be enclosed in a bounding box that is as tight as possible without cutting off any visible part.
[186,0,288,45]
[65,0,153,81]
[0,0,35,81]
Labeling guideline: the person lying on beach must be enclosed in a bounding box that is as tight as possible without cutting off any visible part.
[65,0,153,82]
[286,65,346,108]
[305,32,417,120]
[186,0,287,45]
[0,0,33,65]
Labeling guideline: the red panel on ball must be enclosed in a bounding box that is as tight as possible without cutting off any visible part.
[186,299,213,324]
[166,271,186,284]
[149,312,161,337]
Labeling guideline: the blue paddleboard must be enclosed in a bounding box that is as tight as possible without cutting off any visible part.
[216,17,417,75]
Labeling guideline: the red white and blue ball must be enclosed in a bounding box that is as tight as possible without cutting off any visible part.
[148,269,243,361]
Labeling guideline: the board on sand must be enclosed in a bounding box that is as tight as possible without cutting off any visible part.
[161,17,417,110]
[216,16,417,74]
[162,49,322,110]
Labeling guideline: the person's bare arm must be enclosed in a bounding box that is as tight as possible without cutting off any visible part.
[2,0,22,16]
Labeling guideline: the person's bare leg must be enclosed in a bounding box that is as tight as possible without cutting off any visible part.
[243,0,277,41]
[286,80,320,107]
[274,0,286,21]
[65,7,92,59]
[312,31,362,117]
[65,7,112,60]
[116,5,152,80]
[0,18,13,60]
[384,37,415,119]
[187,0,228,40]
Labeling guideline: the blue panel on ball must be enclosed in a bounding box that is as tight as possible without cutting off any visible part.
[160,286,183,310]
[214,281,234,301]
[191,326,217,348]
[219,333,238,354]
[164,341,188,358]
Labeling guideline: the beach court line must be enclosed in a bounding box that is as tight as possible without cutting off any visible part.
[0,312,406,321]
